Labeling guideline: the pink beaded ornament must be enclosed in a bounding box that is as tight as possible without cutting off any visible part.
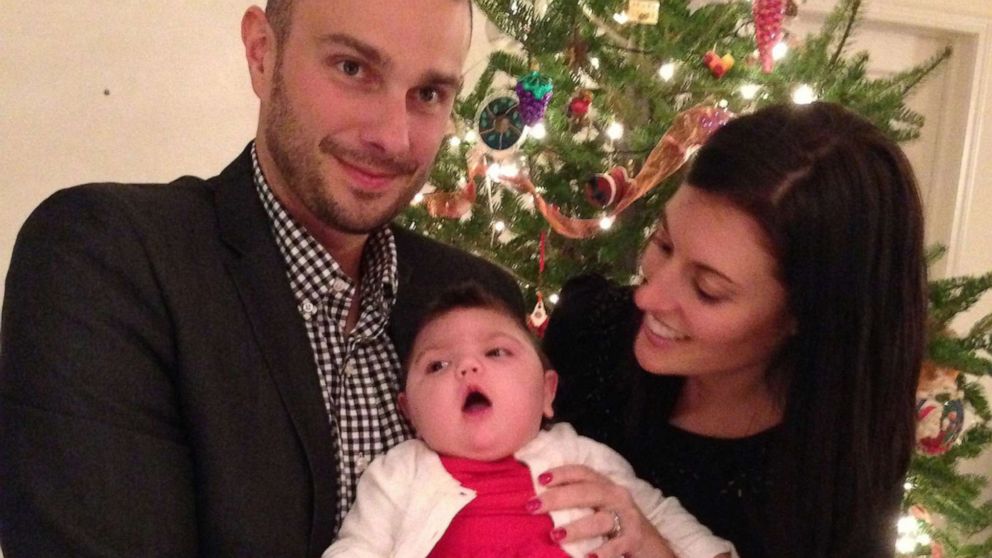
[753,0,784,73]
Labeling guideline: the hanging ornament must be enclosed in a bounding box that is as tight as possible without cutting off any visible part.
[528,292,549,337]
[527,232,549,338]
[702,50,735,79]
[625,0,660,25]
[476,94,526,151]
[753,0,785,73]
[584,166,631,209]
[915,362,966,456]
[564,32,590,70]
[567,89,594,125]
[515,71,553,127]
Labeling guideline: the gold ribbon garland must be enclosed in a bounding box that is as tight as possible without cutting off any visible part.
[422,104,733,239]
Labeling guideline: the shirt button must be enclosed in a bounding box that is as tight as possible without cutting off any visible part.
[300,300,316,316]
[343,361,358,376]
[332,278,350,293]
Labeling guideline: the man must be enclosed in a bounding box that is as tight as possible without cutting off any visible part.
[0,1,521,556]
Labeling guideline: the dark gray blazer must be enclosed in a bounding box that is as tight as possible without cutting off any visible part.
[0,145,522,557]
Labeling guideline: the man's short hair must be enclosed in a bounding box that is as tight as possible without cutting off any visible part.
[265,0,472,48]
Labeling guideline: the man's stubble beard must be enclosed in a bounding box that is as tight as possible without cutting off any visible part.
[263,62,432,235]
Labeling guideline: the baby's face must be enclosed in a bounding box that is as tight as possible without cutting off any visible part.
[401,307,557,461]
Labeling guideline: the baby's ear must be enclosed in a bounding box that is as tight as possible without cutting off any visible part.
[397,392,410,419]
[542,370,559,419]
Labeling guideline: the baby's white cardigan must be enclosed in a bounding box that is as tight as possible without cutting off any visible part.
[324,422,737,558]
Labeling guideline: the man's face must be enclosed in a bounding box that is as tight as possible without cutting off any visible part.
[256,0,470,234]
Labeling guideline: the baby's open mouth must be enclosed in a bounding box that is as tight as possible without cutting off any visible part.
[462,389,492,414]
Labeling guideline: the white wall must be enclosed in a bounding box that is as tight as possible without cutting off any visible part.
[1,0,990,551]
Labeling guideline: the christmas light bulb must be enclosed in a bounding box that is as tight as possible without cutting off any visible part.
[897,516,918,535]
[599,216,615,230]
[613,12,629,24]
[590,57,601,69]
[527,122,547,140]
[549,293,560,305]
[411,192,424,205]
[772,41,789,61]
[486,162,503,180]
[903,481,913,491]
[895,537,916,554]
[501,162,520,178]
[463,130,478,143]
[448,135,461,148]
[606,121,624,140]
[917,534,931,545]
[718,99,729,108]
[792,84,817,105]
[493,220,507,232]
[658,62,676,81]
[739,83,760,100]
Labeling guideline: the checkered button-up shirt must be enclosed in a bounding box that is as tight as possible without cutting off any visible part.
[251,145,413,529]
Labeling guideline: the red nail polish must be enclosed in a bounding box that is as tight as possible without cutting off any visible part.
[525,498,541,513]
[538,472,553,485]
[550,527,567,542]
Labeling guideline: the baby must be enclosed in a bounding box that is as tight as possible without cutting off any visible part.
[325,283,735,558]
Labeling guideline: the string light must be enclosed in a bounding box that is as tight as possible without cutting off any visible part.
[549,293,560,305]
[772,41,789,61]
[718,99,729,109]
[739,83,761,100]
[527,122,547,140]
[599,216,615,230]
[791,84,817,105]
[486,162,503,181]
[448,135,461,148]
[658,62,676,81]
[895,537,916,554]
[493,220,507,233]
[589,56,601,69]
[613,12,629,24]
[463,130,478,144]
[894,514,930,554]
[606,121,625,141]
[897,516,918,534]
[500,161,521,178]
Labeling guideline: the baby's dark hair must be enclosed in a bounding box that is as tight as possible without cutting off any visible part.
[403,282,552,385]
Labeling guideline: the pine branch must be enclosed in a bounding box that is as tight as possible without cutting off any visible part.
[829,0,863,67]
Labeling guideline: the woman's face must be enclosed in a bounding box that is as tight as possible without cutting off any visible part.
[633,185,794,383]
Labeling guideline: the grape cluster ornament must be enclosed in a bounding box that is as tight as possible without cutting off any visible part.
[514,71,553,126]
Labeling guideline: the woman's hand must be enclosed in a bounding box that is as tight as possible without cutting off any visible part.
[530,464,676,558]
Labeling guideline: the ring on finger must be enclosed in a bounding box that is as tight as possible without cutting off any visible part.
[606,509,623,539]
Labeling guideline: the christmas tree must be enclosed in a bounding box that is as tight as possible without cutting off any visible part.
[399,0,991,554]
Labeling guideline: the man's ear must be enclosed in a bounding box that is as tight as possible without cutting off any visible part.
[542,370,559,419]
[241,6,277,100]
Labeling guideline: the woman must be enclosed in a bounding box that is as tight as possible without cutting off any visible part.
[539,102,927,557]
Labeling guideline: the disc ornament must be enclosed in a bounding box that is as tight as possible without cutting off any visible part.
[476,94,526,152]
